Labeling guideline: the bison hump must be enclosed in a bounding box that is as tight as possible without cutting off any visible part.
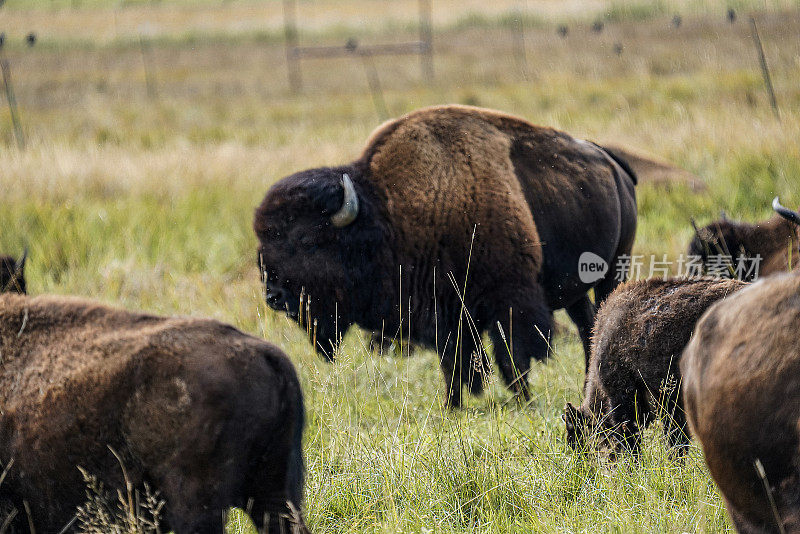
[361,105,542,270]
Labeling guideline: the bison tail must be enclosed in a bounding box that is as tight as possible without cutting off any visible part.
[597,144,639,185]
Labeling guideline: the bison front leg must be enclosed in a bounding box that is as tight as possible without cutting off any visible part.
[438,320,482,409]
[605,386,651,457]
[489,285,553,401]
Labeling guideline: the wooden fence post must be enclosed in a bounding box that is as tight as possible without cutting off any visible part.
[749,16,779,119]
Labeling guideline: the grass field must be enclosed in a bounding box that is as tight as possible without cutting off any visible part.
[2,1,800,531]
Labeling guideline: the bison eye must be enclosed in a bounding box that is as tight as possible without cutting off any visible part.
[264,227,281,241]
[299,235,315,248]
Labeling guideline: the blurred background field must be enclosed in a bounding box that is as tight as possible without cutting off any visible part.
[2,0,800,532]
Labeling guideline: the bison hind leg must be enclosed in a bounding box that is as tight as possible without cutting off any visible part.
[246,398,308,534]
[488,285,552,400]
[565,295,596,371]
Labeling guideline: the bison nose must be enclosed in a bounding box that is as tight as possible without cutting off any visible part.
[266,287,286,310]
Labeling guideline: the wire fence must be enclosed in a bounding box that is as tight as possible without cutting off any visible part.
[1,1,798,145]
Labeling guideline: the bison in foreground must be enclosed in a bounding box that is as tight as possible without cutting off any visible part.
[682,272,800,533]
[688,197,800,280]
[0,251,26,294]
[255,105,637,407]
[0,293,307,534]
[565,277,745,456]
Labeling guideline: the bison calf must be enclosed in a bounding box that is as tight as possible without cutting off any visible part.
[0,251,26,294]
[0,294,307,533]
[682,272,800,533]
[565,277,745,456]
[689,197,800,280]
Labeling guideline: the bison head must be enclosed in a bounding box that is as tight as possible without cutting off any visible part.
[688,218,746,277]
[564,400,632,457]
[0,250,27,294]
[254,167,389,360]
[564,402,592,450]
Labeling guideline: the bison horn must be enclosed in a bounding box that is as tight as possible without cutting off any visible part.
[330,173,359,227]
[773,196,800,226]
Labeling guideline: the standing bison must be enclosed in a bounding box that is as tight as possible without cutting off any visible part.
[254,105,637,407]
[688,197,800,280]
[0,293,307,533]
[0,251,26,294]
[682,272,800,534]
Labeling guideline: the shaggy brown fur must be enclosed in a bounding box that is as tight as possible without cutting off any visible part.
[255,105,637,407]
[682,272,800,534]
[0,294,307,534]
[565,277,746,456]
[689,211,799,280]
[0,253,26,294]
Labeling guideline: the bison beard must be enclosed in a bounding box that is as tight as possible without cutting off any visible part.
[255,105,637,407]
[0,294,307,534]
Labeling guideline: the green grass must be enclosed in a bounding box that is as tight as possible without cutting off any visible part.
[2,2,800,532]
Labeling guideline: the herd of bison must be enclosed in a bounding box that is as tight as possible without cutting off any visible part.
[2,104,799,533]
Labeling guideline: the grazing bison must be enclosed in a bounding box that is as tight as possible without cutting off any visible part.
[0,294,307,534]
[688,197,800,280]
[254,104,637,407]
[565,277,745,456]
[0,251,26,294]
[682,272,800,533]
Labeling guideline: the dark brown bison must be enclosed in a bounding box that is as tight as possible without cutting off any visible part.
[254,105,637,407]
[688,197,800,280]
[682,272,800,534]
[565,277,746,456]
[0,251,26,294]
[0,293,307,534]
